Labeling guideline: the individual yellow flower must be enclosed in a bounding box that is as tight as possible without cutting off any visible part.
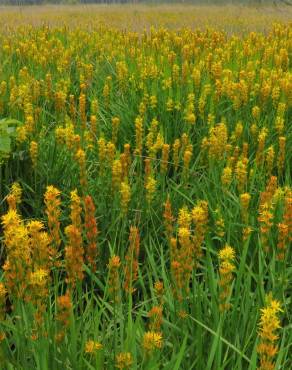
[143,331,163,352]
[29,268,48,286]
[218,245,235,261]
[85,340,103,354]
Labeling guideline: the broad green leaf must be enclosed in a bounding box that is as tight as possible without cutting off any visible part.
[0,135,11,153]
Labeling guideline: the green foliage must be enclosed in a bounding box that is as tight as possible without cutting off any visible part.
[0,118,22,162]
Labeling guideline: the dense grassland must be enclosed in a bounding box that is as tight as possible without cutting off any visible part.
[0,5,291,370]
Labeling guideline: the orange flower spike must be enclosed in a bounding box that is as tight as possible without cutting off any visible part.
[64,224,84,287]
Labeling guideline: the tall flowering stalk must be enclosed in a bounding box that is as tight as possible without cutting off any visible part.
[283,188,291,242]
[172,138,180,172]
[240,193,251,224]
[112,159,122,191]
[182,148,192,182]
[163,196,174,241]
[111,116,120,145]
[70,189,82,229]
[65,224,84,287]
[143,331,163,354]
[218,245,236,312]
[148,305,163,332]
[120,181,131,215]
[145,175,156,205]
[121,143,131,179]
[6,182,22,211]
[107,255,121,303]
[75,148,87,191]
[258,177,277,252]
[124,227,140,294]
[257,297,282,370]
[277,136,285,176]
[29,268,49,330]
[64,190,84,286]
[256,128,268,166]
[44,186,61,260]
[235,159,248,193]
[115,352,133,369]
[30,140,38,169]
[84,195,98,271]
[79,92,86,130]
[27,220,51,270]
[192,200,208,260]
[276,223,288,261]
[0,283,6,340]
[1,210,31,300]
[221,166,233,188]
[170,207,193,301]
[55,292,72,342]
[160,144,170,175]
[134,116,143,156]
[98,137,107,175]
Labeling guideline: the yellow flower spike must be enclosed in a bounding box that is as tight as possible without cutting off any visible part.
[120,181,131,215]
[75,148,87,189]
[70,189,82,229]
[111,116,120,145]
[192,200,209,259]
[256,128,268,166]
[145,176,156,205]
[108,255,121,303]
[265,146,275,176]
[112,159,122,191]
[257,297,282,370]
[107,141,116,167]
[163,196,174,240]
[134,116,143,156]
[6,182,22,210]
[221,166,233,187]
[79,93,86,130]
[124,227,140,294]
[44,185,61,256]
[172,139,181,172]
[235,160,248,194]
[218,244,236,312]
[29,141,38,169]
[240,193,251,224]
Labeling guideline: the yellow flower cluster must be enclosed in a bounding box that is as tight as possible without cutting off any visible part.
[257,297,282,370]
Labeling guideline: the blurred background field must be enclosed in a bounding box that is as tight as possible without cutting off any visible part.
[0,4,291,31]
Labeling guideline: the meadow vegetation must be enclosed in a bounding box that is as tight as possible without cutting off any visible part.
[0,5,291,370]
